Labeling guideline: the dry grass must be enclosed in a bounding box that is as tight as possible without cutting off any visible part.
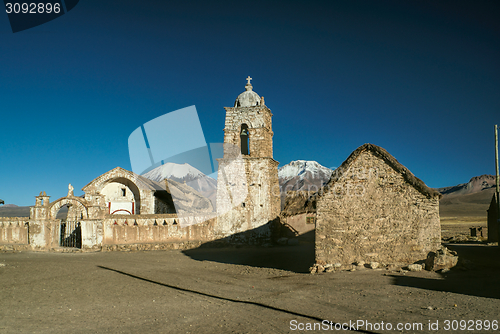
[440,216,488,240]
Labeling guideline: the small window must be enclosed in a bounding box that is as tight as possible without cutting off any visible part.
[242,202,246,208]
[306,217,315,224]
[121,188,126,196]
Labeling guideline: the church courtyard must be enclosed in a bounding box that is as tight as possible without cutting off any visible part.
[1,244,499,333]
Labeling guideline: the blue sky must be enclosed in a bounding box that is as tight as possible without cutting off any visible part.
[1,0,499,206]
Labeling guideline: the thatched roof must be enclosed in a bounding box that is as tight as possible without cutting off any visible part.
[322,143,441,199]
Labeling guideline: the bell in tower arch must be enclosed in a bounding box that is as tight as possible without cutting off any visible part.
[240,124,250,155]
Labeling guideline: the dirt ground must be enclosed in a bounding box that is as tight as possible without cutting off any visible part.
[1,236,500,334]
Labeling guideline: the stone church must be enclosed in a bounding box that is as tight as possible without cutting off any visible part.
[1,78,441,271]
[0,77,281,251]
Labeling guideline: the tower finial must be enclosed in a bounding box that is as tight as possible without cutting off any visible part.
[246,76,252,85]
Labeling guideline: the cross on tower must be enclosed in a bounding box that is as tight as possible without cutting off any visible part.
[246,76,252,85]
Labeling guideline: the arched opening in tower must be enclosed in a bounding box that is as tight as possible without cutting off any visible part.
[240,124,250,155]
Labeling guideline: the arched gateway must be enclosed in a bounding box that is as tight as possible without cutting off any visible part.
[49,197,88,248]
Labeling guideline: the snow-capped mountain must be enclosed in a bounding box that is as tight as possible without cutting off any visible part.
[279,160,333,182]
[278,160,333,209]
[142,162,217,208]
[142,163,207,183]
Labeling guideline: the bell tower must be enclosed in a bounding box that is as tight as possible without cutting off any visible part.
[216,77,280,241]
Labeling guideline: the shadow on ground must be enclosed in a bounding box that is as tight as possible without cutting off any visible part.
[183,224,315,273]
[390,244,500,299]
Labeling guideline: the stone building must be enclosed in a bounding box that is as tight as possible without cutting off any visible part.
[215,77,281,241]
[315,143,441,266]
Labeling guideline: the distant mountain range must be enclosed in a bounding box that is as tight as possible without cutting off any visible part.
[436,174,497,217]
[436,174,496,196]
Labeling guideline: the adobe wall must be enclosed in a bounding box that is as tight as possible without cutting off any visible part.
[285,213,316,236]
[0,217,30,251]
[315,151,441,266]
[101,214,217,250]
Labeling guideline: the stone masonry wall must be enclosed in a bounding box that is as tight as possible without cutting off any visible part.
[102,214,217,247]
[316,151,441,266]
[222,106,273,158]
[0,217,29,248]
[216,157,280,241]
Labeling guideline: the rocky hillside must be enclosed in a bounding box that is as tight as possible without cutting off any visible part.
[437,174,496,196]
[437,175,497,217]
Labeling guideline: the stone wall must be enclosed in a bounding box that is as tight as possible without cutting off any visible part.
[284,213,316,236]
[216,157,280,241]
[0,217,29,249]
[101,214,217,247]
[316,148,441,266]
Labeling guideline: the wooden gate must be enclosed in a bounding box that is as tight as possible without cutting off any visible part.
[59,221,82,248]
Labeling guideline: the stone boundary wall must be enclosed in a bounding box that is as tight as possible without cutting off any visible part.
[102,215,218,247]
[0,217,29,247]
[1,214,220,252]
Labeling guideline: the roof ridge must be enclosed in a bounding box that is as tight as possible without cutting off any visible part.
[323,143,441,199]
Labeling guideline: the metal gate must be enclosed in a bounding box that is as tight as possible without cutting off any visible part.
[59,221,82,248]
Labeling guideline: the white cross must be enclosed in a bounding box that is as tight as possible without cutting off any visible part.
[246,76,252,85]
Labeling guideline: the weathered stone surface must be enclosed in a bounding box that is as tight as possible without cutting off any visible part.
[407,264,423,272]
[425,246,459,271]
[368,262,380,269]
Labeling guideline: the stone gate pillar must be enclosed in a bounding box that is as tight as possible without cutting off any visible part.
[28,192,58,250]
